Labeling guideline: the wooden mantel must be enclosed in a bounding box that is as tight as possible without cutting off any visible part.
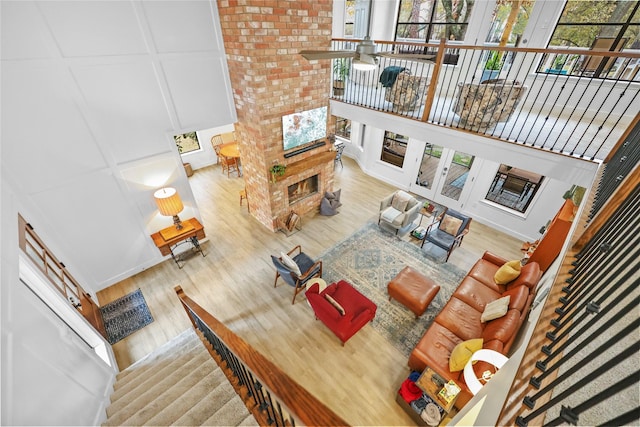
[272,150,336,182]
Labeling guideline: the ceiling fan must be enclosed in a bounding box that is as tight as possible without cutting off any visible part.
[300,0,434,64]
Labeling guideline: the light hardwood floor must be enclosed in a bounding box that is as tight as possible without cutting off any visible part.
[97,157,523,426]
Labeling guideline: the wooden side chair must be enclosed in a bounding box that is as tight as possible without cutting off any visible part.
[271,245,323,304]
[239,188,249,211]
[221,155,240,178]
[211,134,224,163]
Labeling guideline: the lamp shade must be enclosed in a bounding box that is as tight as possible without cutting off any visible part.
[154,187,184,216]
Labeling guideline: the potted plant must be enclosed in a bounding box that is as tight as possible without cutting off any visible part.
[269,163,286,183]
[481,51,502,82]
[332,58,350,97]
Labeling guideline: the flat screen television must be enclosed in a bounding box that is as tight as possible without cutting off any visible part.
[282,106,327,151]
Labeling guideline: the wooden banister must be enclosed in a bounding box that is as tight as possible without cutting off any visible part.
[175,285,349,427]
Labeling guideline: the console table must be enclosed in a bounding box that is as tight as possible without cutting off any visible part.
[151,217,206,268]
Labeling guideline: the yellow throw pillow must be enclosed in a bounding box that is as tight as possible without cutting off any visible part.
[494,260,522,285]
[449,338,483,372]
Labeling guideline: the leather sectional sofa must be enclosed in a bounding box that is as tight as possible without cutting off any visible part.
[408,251,542,408]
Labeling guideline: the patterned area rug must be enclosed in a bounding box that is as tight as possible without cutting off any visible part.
[100,289,154,344]
[320,222,467,356]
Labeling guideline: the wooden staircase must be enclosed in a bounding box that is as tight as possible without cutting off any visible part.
[103,329,257,426]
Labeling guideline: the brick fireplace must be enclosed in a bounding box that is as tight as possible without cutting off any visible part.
[217,1,334,231]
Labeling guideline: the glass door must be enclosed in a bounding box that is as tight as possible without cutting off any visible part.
[410,146,475,211]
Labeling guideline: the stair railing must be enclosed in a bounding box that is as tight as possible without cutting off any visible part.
[175,286,348,427]
[496,113,640,426]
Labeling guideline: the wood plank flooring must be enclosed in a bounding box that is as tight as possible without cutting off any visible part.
[97,157,523,426]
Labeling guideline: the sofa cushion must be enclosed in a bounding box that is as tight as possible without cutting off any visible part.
[468,259,503,292]
[449,338,483,372]
[435,297,484,341]
[453,276,502,312]
[324,294,345,315]
[381,206,403,224]
[494,260,522,285]
[481,296,511,322]
[506,261,542,290]
[280,252,301,276]
[482,309,520,343]
[409,322,463,374]
[501,285,529,313]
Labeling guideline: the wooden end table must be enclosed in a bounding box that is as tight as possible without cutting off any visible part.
[415,367,461,414]
[151,217,206,268]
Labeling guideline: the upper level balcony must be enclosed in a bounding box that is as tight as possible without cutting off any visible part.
[326,39,640,161]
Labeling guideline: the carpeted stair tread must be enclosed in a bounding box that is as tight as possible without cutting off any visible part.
[119,359,225,426]
[114,330,200,388]
[109,334,203,403]
[202,394,257,426]
[169,370,244,426]
[104,327,256,427]
[105,348,211,421]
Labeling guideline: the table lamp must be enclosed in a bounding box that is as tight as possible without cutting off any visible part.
[154,187,184,230]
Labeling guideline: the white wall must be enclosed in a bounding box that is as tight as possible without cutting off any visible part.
[332,101,598,241]
[1,0,236,293]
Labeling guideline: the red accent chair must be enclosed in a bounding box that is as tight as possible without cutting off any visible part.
[306,280,377,345]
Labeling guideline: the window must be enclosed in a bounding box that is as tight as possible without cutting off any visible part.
[485,0,536,45]
[381,131,408,167]
[335,116,351,140]
[540,1,640,80]
[174,132,201,154]
[485,165,544,213]
[344,0,356,37]
[395,0,475,42]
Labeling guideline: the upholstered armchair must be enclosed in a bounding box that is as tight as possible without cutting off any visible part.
[384,70,429,112]
[452,79,527,129]
[306,280,377,345]
[271,245,322,304]
[378,190,421,235]
[421,208,472,262]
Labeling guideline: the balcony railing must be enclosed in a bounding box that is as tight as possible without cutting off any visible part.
[329,39,640,161]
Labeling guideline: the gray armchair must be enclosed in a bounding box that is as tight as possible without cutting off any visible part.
[378,190,421,235]
[421,208,472,262]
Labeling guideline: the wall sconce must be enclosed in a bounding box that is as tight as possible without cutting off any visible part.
[154,187,184,230]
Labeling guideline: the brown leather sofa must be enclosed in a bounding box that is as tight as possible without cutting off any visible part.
[408,251,542,408]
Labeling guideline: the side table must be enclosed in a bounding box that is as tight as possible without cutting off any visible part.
[416,367,461,415]
[151,217,206,268]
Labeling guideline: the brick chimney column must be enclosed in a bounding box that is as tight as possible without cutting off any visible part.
[217,1,334,231]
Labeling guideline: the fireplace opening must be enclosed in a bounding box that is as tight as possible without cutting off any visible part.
[288,175,318,205]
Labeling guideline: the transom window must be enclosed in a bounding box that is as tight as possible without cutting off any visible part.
[395,0,475,42]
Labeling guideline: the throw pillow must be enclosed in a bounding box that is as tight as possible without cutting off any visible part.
[481,295,511,323]
[391,190,412,211]
[325,189,341,201]
[439,214,464,236]
[280,251,301,276]
[494,260,522,285]
[324,294,346,316]
[449,338,483,372]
